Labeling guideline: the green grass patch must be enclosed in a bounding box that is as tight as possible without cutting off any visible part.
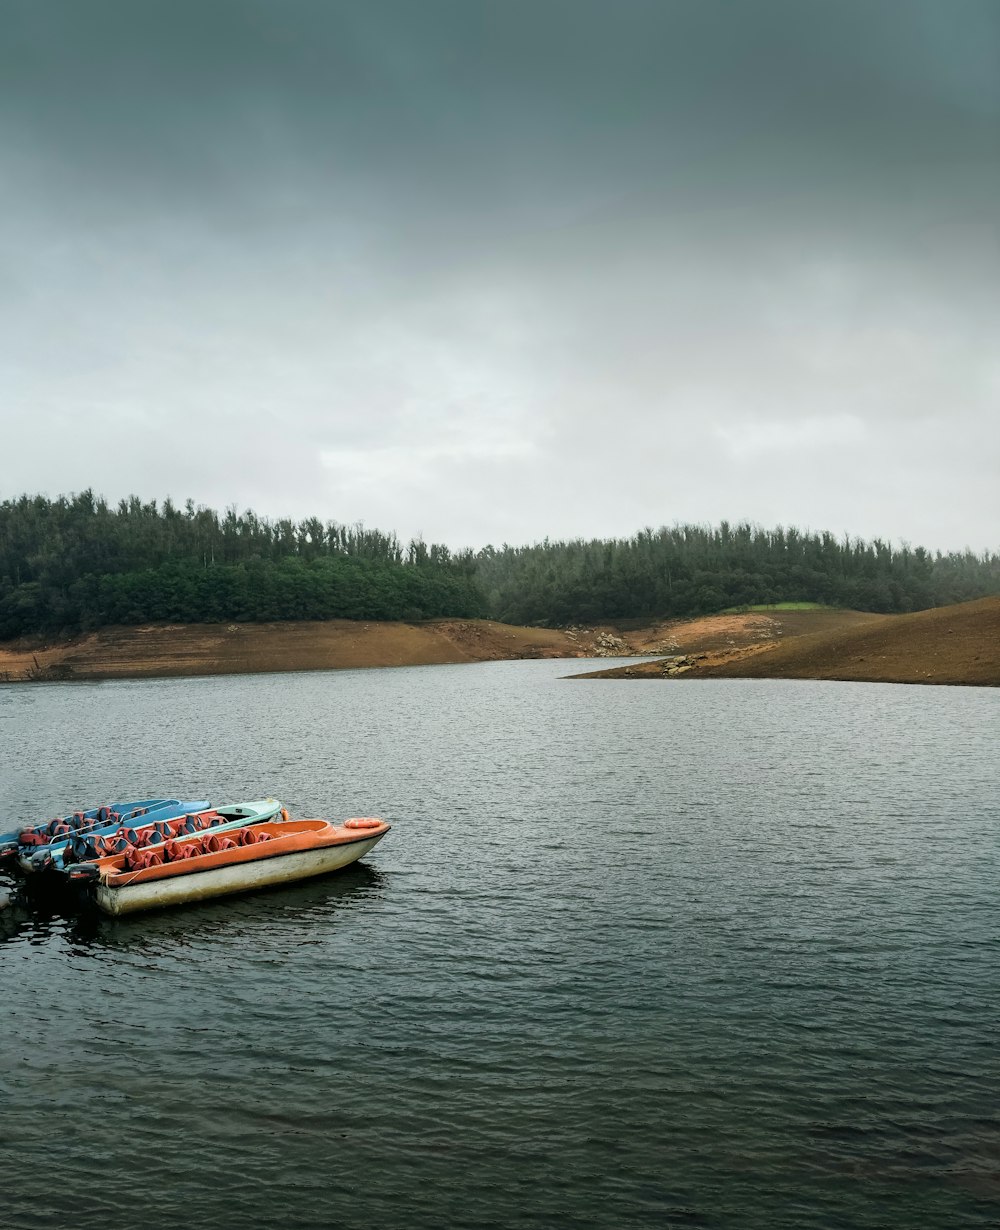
[721,602,831,614]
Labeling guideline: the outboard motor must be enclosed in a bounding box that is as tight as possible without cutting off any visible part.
[65,862,99,882]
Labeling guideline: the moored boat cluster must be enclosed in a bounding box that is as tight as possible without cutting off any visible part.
[0,797,390,916]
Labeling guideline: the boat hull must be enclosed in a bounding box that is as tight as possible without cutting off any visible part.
[93,832,386,916]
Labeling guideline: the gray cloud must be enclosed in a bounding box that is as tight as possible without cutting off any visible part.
[1,1,997,552]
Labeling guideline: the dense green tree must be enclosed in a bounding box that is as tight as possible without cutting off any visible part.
[0,493,997,637]
[473,523,1000,626]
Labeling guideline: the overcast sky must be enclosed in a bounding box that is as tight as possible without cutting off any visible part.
[2,0,997,553]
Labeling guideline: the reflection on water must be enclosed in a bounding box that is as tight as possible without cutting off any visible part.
[1,663,999,1230]
[0,862,388,953]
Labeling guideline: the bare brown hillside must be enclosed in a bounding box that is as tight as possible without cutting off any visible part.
[577,598,1000,687]
[1,601,996,685]
[619,607,883,655]
[0,610,781,683]
[0,619,584,682]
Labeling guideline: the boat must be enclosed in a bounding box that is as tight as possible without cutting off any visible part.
[60,799,287,870]
[0,799,171,864]
[18,799,210,875]
[69,817,390,916]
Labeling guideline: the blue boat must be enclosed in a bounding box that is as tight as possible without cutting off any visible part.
[0,799,170,864]
[18,800,211,875]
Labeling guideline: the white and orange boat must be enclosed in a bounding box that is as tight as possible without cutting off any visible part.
[68,818,390,916]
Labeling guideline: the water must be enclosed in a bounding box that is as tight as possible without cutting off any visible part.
[1,662,998,1229]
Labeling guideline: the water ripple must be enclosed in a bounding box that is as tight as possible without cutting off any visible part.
[1,667,998,1228]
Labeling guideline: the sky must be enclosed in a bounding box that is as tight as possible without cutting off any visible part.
[2,0,998,554]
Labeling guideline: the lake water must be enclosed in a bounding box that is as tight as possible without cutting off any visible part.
[1,662,998,1230]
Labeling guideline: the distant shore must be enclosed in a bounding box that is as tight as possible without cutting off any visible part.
[0,619,587,683]
[575,597,1000,688]
[1,598,997,686]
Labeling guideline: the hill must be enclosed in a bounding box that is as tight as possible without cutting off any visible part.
[0,619,584,681]
[577,598,1000,687]
[1,600,996,685]
[3,496,999,641]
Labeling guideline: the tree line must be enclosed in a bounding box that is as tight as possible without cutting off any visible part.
[0,493,997,639]
[0,493,483,638]
[474,523,1000,626]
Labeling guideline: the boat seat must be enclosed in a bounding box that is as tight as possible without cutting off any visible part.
[128,845,165,870]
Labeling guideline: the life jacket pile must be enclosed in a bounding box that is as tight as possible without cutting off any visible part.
[68,811,228,864]
[121,825,272,871]
[17,805,150,847]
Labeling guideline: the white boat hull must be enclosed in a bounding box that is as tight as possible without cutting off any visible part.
[93,832,386,916]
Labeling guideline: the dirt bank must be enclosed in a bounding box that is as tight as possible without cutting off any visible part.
[2,600,996,685]
[576,598,1000,687]
[0,619,593,682]
[614,607,884,656]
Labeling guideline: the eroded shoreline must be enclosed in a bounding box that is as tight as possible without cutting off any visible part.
[576,597,1000,688]
[1,599,997,687]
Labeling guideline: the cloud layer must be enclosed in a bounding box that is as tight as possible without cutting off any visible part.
[2,1,997,552]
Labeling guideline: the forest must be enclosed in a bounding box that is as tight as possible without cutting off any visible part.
[0,492,998,639]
